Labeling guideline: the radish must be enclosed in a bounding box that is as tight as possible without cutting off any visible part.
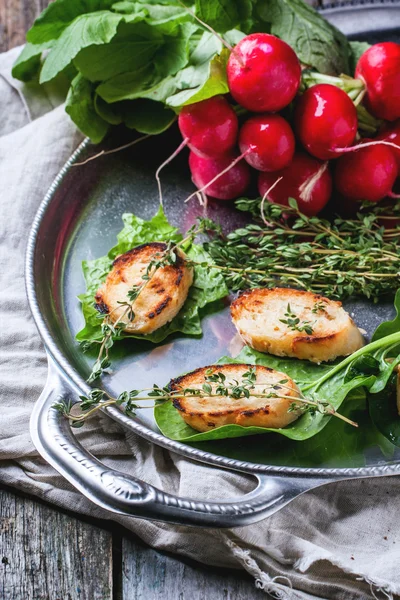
[378,120,400,169]
[335,145,398,202]
[294,84,358,160]
[178,95,238,158]
[227,33,301,113]
[239,114,295,172]
[355,42,400,121]
[258,152,332,216]
[156,95,238,204]
[189,152,251,200]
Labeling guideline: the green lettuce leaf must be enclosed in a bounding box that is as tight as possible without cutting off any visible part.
[76,207,228,344]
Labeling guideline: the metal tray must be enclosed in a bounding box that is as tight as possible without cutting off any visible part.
[27,2,400,528]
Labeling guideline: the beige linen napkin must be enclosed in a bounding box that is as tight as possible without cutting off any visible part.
[1,46,400,600]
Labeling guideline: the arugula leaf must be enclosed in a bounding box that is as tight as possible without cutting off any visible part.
[369,376,400,448]
[366,291,400,448]
[66,74,110,142]
[256,0,350,75]
[11,41,53,82]
[372,290,400,342]
[76,207,227,344]
[40,11,125,84]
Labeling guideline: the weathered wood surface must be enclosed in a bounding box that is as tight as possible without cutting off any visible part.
[0,485,267,600]
[122,537,267,600]
[0,486,113,600]
[0,0,50,52]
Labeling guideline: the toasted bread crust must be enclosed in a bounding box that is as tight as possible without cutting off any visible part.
[95,242,193,334]
[231,288,364,363]
[170,363,302,432]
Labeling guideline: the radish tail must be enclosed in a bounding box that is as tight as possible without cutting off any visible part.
[155,138,189,206]
[260,177,283,226]
[73,135,151,167]
[334,140,400,155]
[184,150,250,203]
[299,161,329,203]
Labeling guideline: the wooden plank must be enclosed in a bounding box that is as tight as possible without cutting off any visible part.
[122,537,267,600]
[0,0,51,52]
[0,487,113,600]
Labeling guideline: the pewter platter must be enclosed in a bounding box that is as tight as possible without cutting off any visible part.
[27,3,400,526]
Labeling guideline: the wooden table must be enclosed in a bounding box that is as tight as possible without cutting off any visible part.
[0,2,274,598]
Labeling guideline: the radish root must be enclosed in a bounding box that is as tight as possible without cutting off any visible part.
[334,139,400,155]
[185,150,250,203]
[73,135,151,167]
[260,177,283,226]
[299,161,329,203]
[155,137,189,207]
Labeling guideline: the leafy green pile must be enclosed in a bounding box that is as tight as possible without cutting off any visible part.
[76,207,227,345]
[155,291,400,446]
[13,0,353,142]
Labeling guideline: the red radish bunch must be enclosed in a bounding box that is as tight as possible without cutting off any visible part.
[294,84,358,160]
[258,153,332,216]
[178,96,238,158]
[169,36,400,213]
[226,33,301,113]
[355,43,400,122]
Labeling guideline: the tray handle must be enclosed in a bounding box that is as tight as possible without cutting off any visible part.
[30,356,332,527]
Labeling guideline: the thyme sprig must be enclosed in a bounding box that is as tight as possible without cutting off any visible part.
[54,367,357,428]
[201,199,400,301]
[279,303,315,335]
[84,223,205,382]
